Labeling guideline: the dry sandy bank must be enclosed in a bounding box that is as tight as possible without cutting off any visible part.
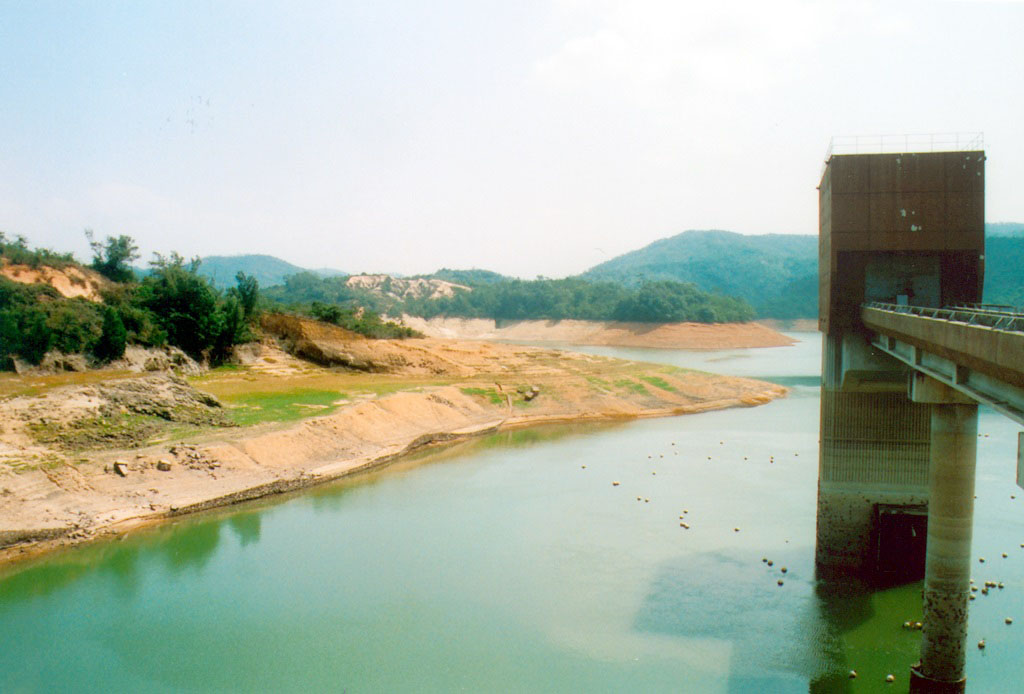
[0,330,787,567]
[400,315,796,349]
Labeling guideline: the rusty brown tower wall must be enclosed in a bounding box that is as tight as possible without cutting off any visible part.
[815,150,985,580]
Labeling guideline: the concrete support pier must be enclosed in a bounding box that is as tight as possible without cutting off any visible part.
[910,382,978,693]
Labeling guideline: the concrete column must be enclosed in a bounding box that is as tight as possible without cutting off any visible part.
[910,402,978,693]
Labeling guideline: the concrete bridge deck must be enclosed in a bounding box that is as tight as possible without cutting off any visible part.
[862,303,1024,426]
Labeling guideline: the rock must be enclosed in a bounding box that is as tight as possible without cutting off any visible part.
[38,351,90,373]
[229,342,262,365]
[113,461,129,477]
[156,460,172,472]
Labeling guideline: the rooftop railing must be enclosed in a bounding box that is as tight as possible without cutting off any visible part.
[826,132,984,159]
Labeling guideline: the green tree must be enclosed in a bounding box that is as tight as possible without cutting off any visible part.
[232,271,260,321]
[92,306,127,361]
[136,253,224,359]
[86,230,139,283]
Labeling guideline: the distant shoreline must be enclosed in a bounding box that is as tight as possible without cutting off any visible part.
[401,316,798,350]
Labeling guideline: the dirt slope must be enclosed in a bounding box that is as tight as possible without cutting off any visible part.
[0,261,109,301]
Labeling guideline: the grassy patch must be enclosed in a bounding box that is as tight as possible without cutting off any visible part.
[638,375,677,392]
[459,386,505,406]
[221,388,348,426]
[613,379,648,395]
[29,414,165,450]
[209,363,246,373]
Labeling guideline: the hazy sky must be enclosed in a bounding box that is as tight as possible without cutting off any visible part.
[2,1,1022,278]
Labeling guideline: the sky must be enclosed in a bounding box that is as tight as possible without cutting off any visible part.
[1,0,1022,278]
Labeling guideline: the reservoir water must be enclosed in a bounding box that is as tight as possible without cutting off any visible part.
[1,334,1022,692]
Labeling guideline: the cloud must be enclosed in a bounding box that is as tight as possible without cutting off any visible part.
[534,0,838,99]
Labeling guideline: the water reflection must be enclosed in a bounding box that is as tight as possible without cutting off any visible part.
[160,519,223,573]
[228,512,262,547]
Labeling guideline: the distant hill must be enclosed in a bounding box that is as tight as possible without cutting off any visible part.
[582,230,819,319]
[582,224,1024,318]
[984,236,1024,306]
[987,222,1024,238]
[195,255,345,289]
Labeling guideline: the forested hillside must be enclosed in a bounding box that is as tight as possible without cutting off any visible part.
[583,225,1024,318]
[1,234,258,367]
[267,272,756,324]
[582,230,818,319]
[984,236,1024,306]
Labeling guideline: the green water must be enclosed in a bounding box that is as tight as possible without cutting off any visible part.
[1,335,1021,692]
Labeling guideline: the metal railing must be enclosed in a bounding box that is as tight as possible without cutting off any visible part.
[863,302,1024,333]
[825,133,984,160]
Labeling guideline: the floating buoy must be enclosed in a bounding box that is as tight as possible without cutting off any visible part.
[581,465,586,469]
[980,557,986,563]
[777,579,784,586]
[903,621,912,629]
[998,582,1005,589]
[982,587,989,595]
[849,670,857,679]
[1006,617,1014,625]
[886,674,895,683]
[978,639,986,649]
[781,567,787,574]
[767,560,774,567]
[969,594,976,600]
[612,481,620,486]
[644,498,649,503]
[914,622,922,630]
[1002,553,1008,558]
[734,527,740,532]
[680,522,689,529]
[762,557,768,563]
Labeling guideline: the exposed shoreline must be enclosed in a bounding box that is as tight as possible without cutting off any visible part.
[400,316,798,350]
[0,330,789,569]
